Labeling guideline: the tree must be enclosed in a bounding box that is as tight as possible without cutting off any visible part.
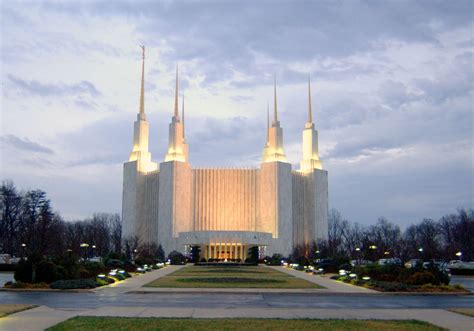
[190,245,201,262]
[0,181,22,255]
[156,244,165,262]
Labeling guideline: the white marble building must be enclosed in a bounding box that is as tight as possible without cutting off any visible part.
[122,49,328,259]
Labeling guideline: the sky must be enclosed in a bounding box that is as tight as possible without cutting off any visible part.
[1,0,472,227]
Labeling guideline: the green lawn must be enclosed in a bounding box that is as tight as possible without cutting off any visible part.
[447,308,474,317]
[47,317,445,331]
[0,304,37,318]
[144,265,323,289]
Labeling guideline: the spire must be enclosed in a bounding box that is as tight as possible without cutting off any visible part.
[308,75,313,124]
[273,75,278,124]
[139,45,145,116]
[174,64,179,118]
[266,101,270,141]
[182,93,185,138]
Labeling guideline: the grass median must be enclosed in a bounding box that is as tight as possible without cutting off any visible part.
[47,317,445,331]
[0,304,37,317]
[144,265,323,289]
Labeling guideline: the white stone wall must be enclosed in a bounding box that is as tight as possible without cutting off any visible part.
[313,169,329,241]
[193,168,259,232]
[121,161,138,240]
[259,161,293,256]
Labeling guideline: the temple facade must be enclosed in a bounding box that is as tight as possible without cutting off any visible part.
[122,48,328,259]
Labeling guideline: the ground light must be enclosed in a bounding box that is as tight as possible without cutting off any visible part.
[362,276,370,280]
[97,274,106,278]
[349,273,357,278]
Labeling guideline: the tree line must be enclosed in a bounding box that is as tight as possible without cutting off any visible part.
[0,181,122,260]
[1,180,472,264]
[299,209,473,264]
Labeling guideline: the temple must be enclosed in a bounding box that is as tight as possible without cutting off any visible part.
[122,48,328,259]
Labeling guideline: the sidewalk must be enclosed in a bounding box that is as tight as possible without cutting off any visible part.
[2,306,472,331]
[93,265,184,294]
[267,266,377,293]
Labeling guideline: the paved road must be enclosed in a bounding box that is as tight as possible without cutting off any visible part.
[451,276,474,292]
[0,291,472,310]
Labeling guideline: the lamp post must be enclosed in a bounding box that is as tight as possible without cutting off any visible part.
[418,247,423,260]
[21,243,27,261]
[355,247,361,266]
[80,243,89,261]
[369,245,377,262]
[455,251,462,261]
[133,249,138,263]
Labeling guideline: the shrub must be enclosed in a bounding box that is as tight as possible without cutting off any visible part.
[406,271,436,286]
[14,260,33,283]
[267,254,284,266]
[36,260,61,283]
[0,263,17,272]
[5,281,49,289]
[168,251,186,265]
[338,263,352,272]
[135,257,155,266]
[50,278,98,289]
[79,261,106,278]
[106,259,124,267]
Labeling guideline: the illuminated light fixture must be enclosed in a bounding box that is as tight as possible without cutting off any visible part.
[80,243,89,248]
[109,272,117,276]
[455,252,462,257]
[355,247,360,251]
[315,250,320,254]
[384,251,390,255]
[349,273,357,278]
[119,270,125,274]
[362,276,371,280]
[418,248,423,252]
[97,274,106,278]
[339,269,346,275]
[21,243,27,247]
[92,245,96,249]
[369,245,377,250]
[318,268,324,272]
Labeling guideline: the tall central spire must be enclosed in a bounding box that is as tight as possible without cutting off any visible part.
[139,45,145,117]
[266,101,270,141]
[273,75,278,125]
[174,64,179,119]
[182,93,185,138]
[307,75,313,124]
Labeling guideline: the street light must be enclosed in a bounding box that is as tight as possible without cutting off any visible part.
[355,247,360,251]
[21,243,27,260]
[456,251,462,261]
[418,248,423,252]
[80,243,89,261]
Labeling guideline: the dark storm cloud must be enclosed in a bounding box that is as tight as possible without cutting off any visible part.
[1,134,54,154]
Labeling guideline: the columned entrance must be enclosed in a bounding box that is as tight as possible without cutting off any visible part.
[204,243,247,260]
[178,231,272,262]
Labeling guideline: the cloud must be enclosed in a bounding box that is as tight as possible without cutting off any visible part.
[1,134,54,154]
[7,75,101,97]
[1,1,472,224]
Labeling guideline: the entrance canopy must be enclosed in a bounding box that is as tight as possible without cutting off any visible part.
[178,231,272,260]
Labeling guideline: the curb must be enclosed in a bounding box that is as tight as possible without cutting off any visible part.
[125,289,473,296]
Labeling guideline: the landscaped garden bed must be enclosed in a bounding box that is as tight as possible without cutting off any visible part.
[46,317,445,331]
[329,264,469,293]
[145,265,323,289]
